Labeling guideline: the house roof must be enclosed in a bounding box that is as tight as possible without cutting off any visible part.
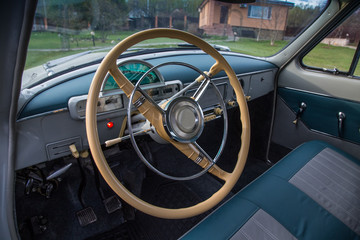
[199,0,295,10]
[255,0,295,7]
[199,0,210,10]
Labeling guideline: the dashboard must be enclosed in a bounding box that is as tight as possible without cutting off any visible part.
[16,50,277,170]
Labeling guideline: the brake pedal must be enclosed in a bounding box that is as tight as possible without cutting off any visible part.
[76,207,97,227]
[103,195,122,214]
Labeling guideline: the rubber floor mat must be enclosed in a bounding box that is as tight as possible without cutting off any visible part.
[136,180,211,240]
[86,221,147,240]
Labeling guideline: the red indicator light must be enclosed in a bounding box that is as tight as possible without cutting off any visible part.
[107,121,114,128]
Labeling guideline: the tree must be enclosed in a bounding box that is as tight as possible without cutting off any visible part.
[270,6,281,46]
[44,0,91,49]
[92,0,128,42]
[254,0,268,42]
[327,9,360,43]
[286,4,321,37]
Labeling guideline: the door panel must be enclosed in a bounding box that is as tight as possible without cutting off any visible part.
[271,97,360,157]
[272,65,360,157]
[278,87,360,144]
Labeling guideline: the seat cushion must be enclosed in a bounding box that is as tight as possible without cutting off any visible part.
[181,141,360,240]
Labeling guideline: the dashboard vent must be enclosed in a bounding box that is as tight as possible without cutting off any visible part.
[46,136,82,160]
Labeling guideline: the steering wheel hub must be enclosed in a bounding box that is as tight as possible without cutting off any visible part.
[164,96,204,143]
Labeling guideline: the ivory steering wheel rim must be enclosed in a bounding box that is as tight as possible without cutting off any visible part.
[85,28,250,219]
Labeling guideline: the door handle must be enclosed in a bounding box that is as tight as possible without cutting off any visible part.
[293,102,307,125]
[337,112,346,138]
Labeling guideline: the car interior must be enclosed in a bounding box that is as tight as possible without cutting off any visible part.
[0,0,359,239]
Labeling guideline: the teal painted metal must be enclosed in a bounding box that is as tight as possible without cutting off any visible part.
[19,73,94,118]
[278,88,360,144]
[147,54,277,84]
[19,54,276,119]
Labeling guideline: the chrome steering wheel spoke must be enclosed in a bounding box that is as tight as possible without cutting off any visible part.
[127,61,228,181]
[136,87,165,114]
[193,78,211,102]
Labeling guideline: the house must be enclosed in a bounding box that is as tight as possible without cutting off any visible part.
[198,0,294,40]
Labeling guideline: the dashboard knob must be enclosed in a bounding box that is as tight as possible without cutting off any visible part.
[214,107,223,115]
[227,100,236,107]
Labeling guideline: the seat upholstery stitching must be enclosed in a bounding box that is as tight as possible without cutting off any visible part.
[308,160,360,210]
[317,151,360,186]
[291,172,359,221]
[239,229,252,240]
[252,218,279,240]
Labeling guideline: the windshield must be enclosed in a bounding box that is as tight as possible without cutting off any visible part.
[23,0,328,89]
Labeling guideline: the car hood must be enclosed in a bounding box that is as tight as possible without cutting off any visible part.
[22,51,109,89]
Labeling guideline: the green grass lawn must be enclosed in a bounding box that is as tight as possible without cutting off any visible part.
[25,31,183,69]
[28,31,182,50]
[303,43,359,75]
[25,31,359,77]
[28,31,137,49]
[210,38,288,56]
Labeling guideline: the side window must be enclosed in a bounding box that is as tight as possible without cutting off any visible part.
[302,8,360,77]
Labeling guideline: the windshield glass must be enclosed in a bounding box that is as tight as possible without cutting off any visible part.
[23,0,328,89]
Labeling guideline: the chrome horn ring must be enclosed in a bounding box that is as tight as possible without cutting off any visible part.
[127,61,228,181]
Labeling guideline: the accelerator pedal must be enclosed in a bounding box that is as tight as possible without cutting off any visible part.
[76,207,97,227]
[104,195,122,214]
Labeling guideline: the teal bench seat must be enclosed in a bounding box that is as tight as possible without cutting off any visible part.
[181,141,360,240]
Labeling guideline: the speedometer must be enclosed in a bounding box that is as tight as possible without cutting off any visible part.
[102,60,163,91]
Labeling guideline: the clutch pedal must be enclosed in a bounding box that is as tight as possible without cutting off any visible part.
[103,195,122,214]
[76,207,97,227]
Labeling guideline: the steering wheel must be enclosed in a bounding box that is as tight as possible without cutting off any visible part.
[86,28,250,219]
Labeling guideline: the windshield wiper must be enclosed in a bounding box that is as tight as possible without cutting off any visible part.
[41,47,117,76]
[42,51,92,76]
[45,51,92,69]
